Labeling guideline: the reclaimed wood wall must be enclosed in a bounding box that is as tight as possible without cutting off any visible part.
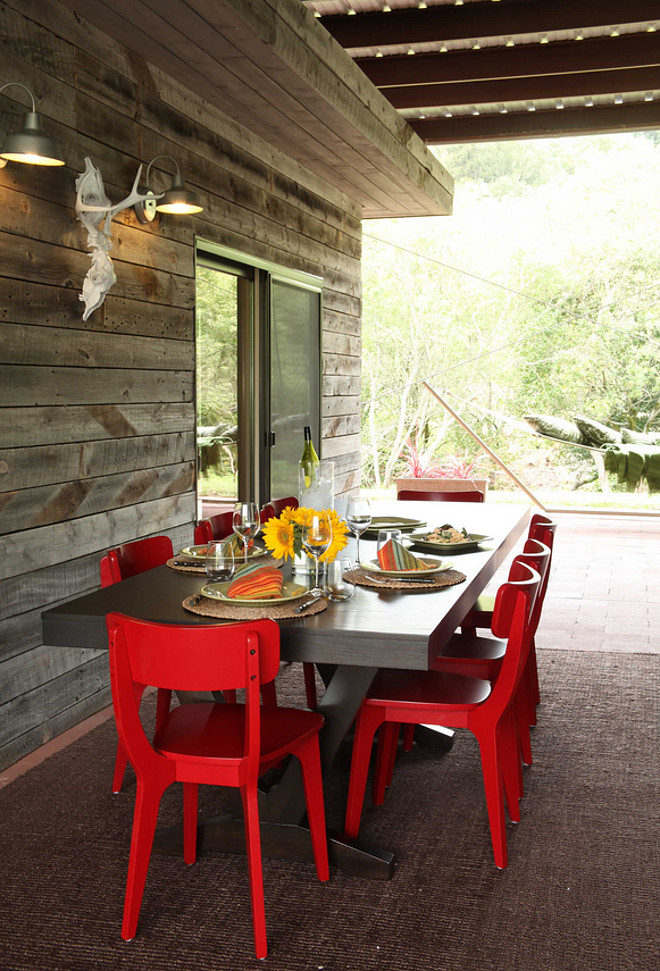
[0,0,362,771]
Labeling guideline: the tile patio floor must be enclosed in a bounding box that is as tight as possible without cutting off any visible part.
[2,511,658,789]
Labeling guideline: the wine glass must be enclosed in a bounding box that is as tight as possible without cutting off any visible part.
[232,501,260,565]
[324,556,355,602]
[205,541,235,585]
[345,497,372,567]
[301,514,333,595]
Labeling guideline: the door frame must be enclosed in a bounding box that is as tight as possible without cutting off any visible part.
[195,239,323,505]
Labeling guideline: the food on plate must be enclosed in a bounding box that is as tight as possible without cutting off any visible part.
[426,524,469,544]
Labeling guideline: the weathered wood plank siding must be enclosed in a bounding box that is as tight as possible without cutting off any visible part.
[0,0,362,770]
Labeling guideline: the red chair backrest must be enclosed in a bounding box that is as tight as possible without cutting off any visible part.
[260,504,276,523]
[485,561,541,717]
[194,521,211,544]
[270,496,299,516]
[195,511,235,544]
[208,511,235,539]
[397,489,484,503]
[512,539,552,637]
[106,614,280,765]
[101,535,173,587]
[529,515,556,548]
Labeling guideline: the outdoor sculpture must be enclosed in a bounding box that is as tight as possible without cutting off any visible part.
[74,158,159,320]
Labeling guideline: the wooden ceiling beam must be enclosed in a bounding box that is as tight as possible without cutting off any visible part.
[357,33,660,87]
[321,0,660,49]
[386,66,660,110]
[410,101,660,143]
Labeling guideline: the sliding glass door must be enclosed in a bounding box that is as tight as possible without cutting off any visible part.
[196,244,322,511]
[269,277,321,499]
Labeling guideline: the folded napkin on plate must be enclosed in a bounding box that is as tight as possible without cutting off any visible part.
[377,539,427,571]
[225,533,254,555]
[227,563,283,599]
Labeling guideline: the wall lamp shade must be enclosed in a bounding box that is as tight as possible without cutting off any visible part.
[0,82,65,167]
[134,155,203,222]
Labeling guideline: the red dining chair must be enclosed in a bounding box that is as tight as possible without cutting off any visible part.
[425,538,552,776]
[269,495,299,515]
[105,614,329,959]
[397,488,485,503]
[194,510,234,545]
[460,514,556,719]
[100,536,175,794]
[100,535,174,587]
[343,562,540,869]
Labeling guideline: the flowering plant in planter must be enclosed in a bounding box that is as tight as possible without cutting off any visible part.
[402,438,486,479]
[262,505,349,562]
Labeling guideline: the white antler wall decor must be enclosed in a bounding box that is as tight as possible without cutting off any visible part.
[74,157,161,321]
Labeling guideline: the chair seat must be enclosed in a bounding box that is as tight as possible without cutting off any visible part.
[368,668,491,710]
[154,703,324,763]
[435,631,506,663]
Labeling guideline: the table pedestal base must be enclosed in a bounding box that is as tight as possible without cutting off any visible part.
[153,814,395,880]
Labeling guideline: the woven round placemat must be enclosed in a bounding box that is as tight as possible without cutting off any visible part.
[167,558,206,575]
[182,593,328,620]
[345,567,466,591]
[167,555,282,575]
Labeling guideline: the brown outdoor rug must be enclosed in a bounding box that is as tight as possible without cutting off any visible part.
[0,649,658,971]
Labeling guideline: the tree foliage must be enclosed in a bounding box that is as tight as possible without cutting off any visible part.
[361,134,660,493]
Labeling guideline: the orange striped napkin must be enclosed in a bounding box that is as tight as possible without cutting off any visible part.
[227,563,283,599]
[226,533,253,555]
[377,538,427,571]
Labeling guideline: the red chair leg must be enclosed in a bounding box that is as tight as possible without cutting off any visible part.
[402,724,415,752]
[344,706,384,840]
[517,686,534,766]
[112,741,129,794]
[529,642,541,713]
[303,663,318,709]
[296,735,330,881]
[261,681,277,706]
[240,785,268,960]
[373,722,400,805]
[183,782,199,865]
[500,711,522,822]
[155,687,172,726]
[122,780,169,941]
[475,731,508,869]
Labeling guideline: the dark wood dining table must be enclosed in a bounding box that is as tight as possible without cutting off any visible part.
[42,500,529,879]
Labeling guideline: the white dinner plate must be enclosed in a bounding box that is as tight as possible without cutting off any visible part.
[360,557,451,578]
[200,580,308,605]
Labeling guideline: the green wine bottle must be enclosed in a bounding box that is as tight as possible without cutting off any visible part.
[300,425,319,489]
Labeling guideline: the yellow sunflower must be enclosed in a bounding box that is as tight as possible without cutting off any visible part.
[291,506,314,528]
[262,517,295,561]
[319,509,349,562]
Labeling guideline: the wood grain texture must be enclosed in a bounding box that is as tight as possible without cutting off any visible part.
[0,493,196,581]
[0,0,363,772]
[0,462,195,533]
[1,366,193,407]
[0,402,194,448]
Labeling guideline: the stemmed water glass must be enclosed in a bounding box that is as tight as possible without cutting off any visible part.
[345,497,372,567]
[232,501,260,565]
[301,513,333,596]
[205,541,235,585]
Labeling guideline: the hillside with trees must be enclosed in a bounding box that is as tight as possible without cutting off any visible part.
[361,133,660,506]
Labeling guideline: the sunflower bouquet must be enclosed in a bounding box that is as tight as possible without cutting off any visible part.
[262,505,349,563]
